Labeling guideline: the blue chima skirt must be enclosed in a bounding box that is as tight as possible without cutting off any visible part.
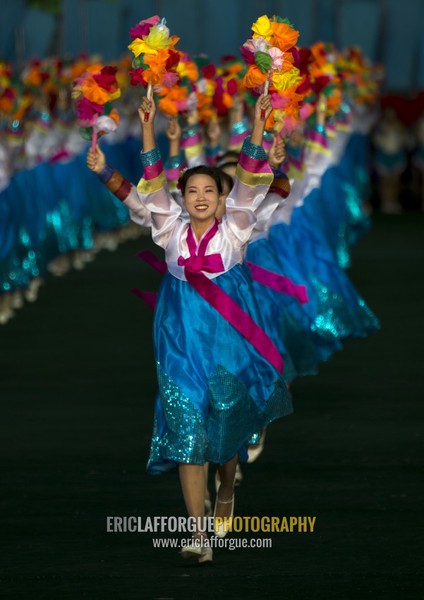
[277,207,380,342]
[147,263,293,474]
[245,238,319,381]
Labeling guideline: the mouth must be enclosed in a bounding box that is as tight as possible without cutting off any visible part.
[194,204,209,211]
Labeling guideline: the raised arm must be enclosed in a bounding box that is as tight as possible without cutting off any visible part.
[135,96,181,247]
[180,107,207,167]
[86,143,151,227]
[224,94,274,240]
[164,117,186,190]
[205,118,222,165]
[253,134,291,232]
[250,94,272,146]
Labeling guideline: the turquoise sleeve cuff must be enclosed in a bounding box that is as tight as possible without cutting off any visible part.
[140,147,161,167]
[241,136,268,161]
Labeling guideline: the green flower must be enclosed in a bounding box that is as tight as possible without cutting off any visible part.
[255,51,272,74]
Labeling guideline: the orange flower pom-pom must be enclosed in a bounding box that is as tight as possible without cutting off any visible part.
[80,77,111,105]
[158,96,179,117]
[242,65,268,89]
[270,21,299,52]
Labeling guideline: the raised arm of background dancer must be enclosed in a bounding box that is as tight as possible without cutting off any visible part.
[268,135,291,198]
[166,117,182,159]
[164,117,186,190]
[205,118,222,165]
[180,107,206,167]
[252,134,291,234]
[228,93,251,152]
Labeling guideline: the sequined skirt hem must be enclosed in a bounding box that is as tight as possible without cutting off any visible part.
[146,364,293,474]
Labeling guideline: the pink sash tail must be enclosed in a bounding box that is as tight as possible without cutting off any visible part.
[131,288,158,309]
[245,261,309,304]
[132,249,163,308]
[136,249,167,274]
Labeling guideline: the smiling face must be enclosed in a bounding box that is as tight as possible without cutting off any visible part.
[182,173,221,223]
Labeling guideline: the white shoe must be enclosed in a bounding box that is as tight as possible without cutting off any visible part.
[198,546,213,563]
[247,429,267,463]
[180,533,213,563]
[213,489,234,538]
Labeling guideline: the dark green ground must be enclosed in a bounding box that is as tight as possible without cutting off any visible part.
[2,213,423,599]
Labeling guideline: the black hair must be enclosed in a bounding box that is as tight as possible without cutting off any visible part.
[217,168,234,194]
[216,150,240,166]
[178,165,223,195]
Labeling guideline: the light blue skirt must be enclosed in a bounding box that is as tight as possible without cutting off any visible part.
[147,264,293,474]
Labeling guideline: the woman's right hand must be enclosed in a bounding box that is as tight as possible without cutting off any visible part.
[86,144,106,173]
[138,95,156,126]
[255,93,272,123]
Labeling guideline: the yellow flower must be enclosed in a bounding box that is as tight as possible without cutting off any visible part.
[109,89,121,101]
[205,79,216,97]
[252,15,273,41]
[128,38,158,57]
[322,63,336,76]
[144,24,171,50]
[272,68,302,91]
[177,61,191,78]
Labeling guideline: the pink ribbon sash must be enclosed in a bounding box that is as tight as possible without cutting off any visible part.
[176,220,284,373]
[245,261,308,304]
[136,249,167,274]
[131,288,158,310]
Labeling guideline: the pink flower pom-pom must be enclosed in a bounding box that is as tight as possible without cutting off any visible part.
[129,15,161,40]
[299,103,314,121]
[76,97,104,124]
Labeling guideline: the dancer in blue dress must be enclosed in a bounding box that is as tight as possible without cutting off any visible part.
[89,93,292,562]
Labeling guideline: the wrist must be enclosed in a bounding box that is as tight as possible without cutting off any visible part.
[141,122,155,132]
[250,125,265,146]
[97,164,113,183]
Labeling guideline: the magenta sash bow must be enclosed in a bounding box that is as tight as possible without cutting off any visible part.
[245,261,308,304]
[174,220,284,373]
[177,220,225,274]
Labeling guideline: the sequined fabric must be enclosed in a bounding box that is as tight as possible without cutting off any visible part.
[243,136,268,160]
[140,147,161,167]
[147,265,293,474]
[147,362,292,474]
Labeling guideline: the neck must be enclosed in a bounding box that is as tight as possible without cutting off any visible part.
[190,218,215,242]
